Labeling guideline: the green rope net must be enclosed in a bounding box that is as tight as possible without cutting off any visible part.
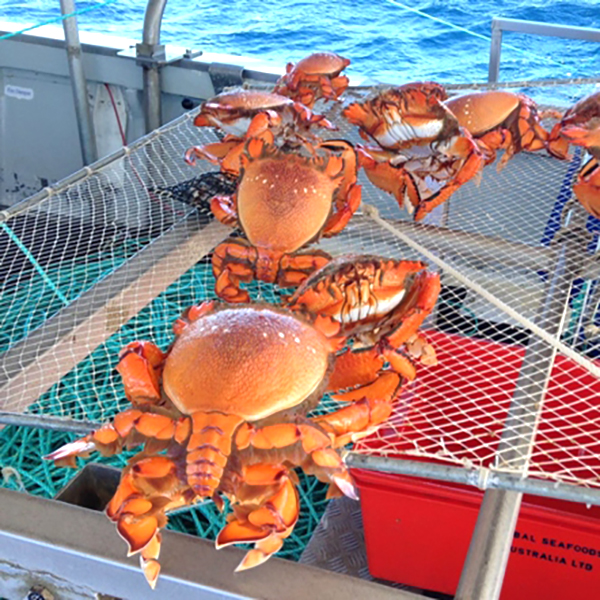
[0,257,330,562]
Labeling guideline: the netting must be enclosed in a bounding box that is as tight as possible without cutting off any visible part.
[0,81,599,547]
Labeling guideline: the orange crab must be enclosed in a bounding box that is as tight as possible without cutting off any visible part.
[289,255,441,400]
[343,82,485,221]
[45,255,440,588]
[445,90,566,170]
[343,82,453,151]
[273,51,351,108]
[547,90,600,219]
[184,88,336,176]
[210,137,361,302]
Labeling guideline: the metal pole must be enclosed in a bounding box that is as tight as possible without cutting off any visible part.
[491,17,600,42]
[59,0,97,165]
[139,0,168,133]
[488,19,502,84]
[455,231,580,599]
[346,455,600,506]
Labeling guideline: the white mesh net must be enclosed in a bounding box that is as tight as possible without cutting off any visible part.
[1,82,599,495]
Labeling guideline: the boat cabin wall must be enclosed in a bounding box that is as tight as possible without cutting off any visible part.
[0,28,280,221]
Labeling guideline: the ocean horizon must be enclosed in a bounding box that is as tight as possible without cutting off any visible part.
[2,0,600,105]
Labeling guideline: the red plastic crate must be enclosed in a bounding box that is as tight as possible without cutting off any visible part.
[351,330,600,599]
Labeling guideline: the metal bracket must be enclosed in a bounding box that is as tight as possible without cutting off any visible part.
[117,44,203,67]
[208,62,245,94]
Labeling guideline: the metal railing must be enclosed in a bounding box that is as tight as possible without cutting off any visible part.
[488,17,600,84]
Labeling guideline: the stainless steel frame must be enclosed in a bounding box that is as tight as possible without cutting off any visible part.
[0,487,419,600]
[488,17,600,83]
[59,0,97,164]
[138,0,168,133]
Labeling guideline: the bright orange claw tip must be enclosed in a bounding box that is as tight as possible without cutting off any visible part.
[235,549,271,572]
[187,301,216,321]
[43,438,95,463]
[333,475,359,501]
[141,559,161,589]
[118,515,159,555]
[215,521,270,548]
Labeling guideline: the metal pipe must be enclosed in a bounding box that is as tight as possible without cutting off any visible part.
[488,20,503,84]
[0,108,195,223]
[59,0,97,165]
[455,230,580,599]
[141,0,168,133]
[491,17,600,42]
[346,455,600,506]
[0,411,99,433]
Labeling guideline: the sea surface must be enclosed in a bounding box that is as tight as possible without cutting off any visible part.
[3,0,600,105]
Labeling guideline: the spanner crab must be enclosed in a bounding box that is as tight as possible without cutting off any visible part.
[547,90,600,218]
[445,90,567,170]
[184,88,336,177]
[273,51,351,108]
[44,254,440,588]
[343,82,453,151]
[289,255,441,418]
[343,83,484,221]
[548,90,600,159]
[210,137,361,302]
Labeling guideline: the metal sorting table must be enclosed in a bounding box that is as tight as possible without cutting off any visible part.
[0,486,423,600]
[0,155,598,599]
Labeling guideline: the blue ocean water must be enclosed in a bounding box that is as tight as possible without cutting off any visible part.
[3,0,600,104]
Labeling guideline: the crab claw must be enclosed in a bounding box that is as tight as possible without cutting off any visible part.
[332,474,359,500]
[216,468,300,571]
[43,438,96,467]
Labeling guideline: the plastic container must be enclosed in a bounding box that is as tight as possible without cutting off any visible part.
[351,330,600,598]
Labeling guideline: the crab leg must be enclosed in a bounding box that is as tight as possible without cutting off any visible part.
[213,238,332,302]
[211,239,258,303]
[413,139,485,222]
[235,421,356,498]
[313,394,400,448]
[357,146,422,213]
[210,195,239,227]
[277,250,332,288]
[106,454,192,589]
[44,408,189,467]
[184,139,241,169]
[216,463,299,571]
[44,341,188,466]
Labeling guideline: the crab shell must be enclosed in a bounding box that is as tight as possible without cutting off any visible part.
[343,82,458,151]
[229,140,350,252]
[288,254,441,345]
[163,304,336,420]
[289,52,351,78]
[445,91,526,136]
[193,89,319,137]
[274,52,351,107]
[445,90,562,167]
[548,90,600,160]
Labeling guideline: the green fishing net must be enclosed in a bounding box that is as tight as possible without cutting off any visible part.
[0,256,331,562]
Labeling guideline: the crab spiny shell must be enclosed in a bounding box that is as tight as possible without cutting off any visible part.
[445,91,522,136]
[196,89,295,136]
[162,307,333,420]
[237,148,342,252]
[293,52,350,76]
[205,89,294,112]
